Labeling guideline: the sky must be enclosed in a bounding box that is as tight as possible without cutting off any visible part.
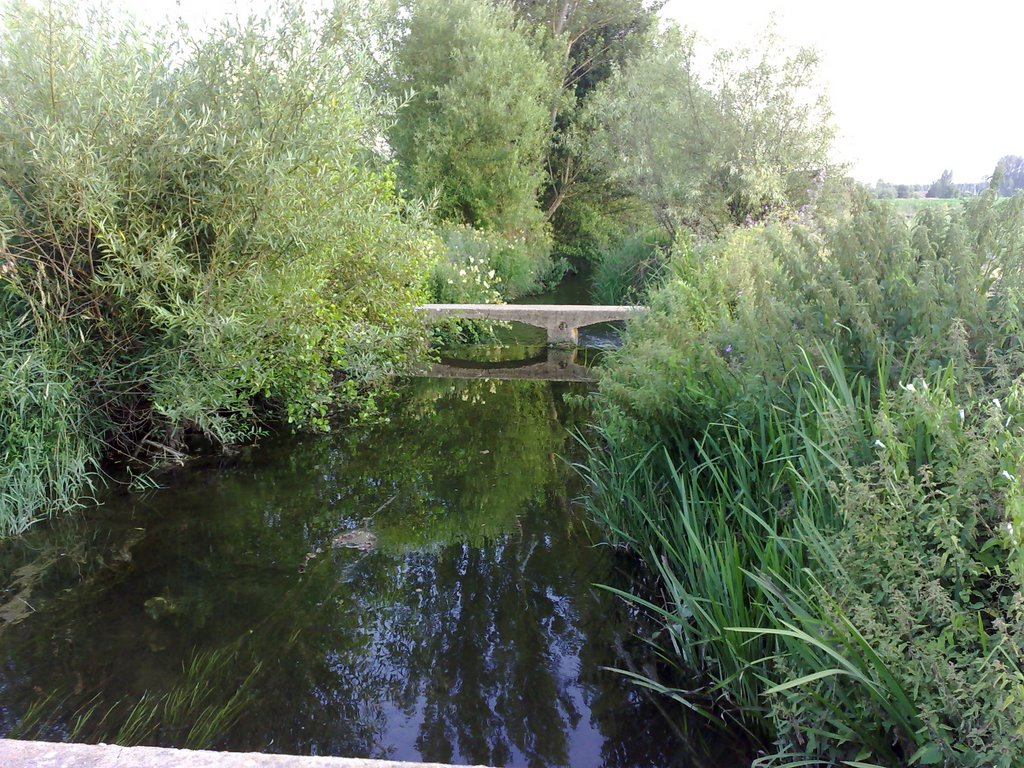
[661,0,1024,185]
[111,0,1023,185]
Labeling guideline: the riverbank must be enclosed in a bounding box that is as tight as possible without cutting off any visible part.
[583,194,1024,765]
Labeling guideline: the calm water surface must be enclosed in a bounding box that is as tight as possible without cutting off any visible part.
[0,367,750,766]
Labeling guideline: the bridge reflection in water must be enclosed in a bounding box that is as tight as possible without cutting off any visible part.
[416,347,596,383]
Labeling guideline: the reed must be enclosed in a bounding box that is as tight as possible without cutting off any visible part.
[582,345,1024,765]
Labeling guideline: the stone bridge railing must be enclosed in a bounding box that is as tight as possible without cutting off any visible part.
[418,303,647,345]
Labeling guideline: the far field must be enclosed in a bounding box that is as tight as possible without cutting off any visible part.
[883,197,961,216]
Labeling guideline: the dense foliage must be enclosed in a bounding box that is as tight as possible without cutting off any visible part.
[386,0,575,304]
[506,0,664,259]
[590,229,670,305]
[389,0,554,235]
[994,155,1024,197]
[580,26,838,239]
[0,0,437,534]
[583,193,1024,765]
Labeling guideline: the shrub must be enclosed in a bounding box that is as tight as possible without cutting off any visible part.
[599,194,1024,453]
[584,193,1024,764]
[0,0,436,532]
[429,225,563,302]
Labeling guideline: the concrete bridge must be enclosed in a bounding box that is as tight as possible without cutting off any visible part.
[418,303,646,345]
[416,347,596,383]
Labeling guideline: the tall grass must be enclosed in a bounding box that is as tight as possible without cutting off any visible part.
[591,231,670,305]
[9,644,261,749]
[581,348,873,718]
[583,194,1024,765]
[583,348,1024,764]
[0,312,99,535]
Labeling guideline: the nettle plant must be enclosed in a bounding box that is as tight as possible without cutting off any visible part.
[586,192,1024,765]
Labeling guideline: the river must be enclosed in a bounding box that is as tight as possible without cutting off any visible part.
[0,278,752,767]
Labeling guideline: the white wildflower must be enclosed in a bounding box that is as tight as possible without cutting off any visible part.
[1001,470,1015,483]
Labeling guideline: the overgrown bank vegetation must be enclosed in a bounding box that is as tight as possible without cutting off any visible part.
[0,0,438,534]
[0,0,714,531]
[584,193,1024,765]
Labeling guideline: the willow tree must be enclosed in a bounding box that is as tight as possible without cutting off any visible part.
[581,26,839,237]
[0,0,437,533]
[388,0,556,235]
[506,0,662,221]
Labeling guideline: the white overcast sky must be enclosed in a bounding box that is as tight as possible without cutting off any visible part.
[111,0,1022,185]
[662,0,1023,185]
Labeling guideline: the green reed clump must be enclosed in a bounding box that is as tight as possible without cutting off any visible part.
[0,0,437,533]
[0,310,100,535]
[591,230,671,305]
[10,643,262,750]
[584,194,1024,765]
[585,352,1024,765]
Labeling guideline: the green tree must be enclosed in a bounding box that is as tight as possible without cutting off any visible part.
[0,0,436,533]
[580,25,838,236]
[506,0,663,226]
[926,169,959,198]
[388,0,556,234]
[993,154,1024,196]
[874,179,897,199]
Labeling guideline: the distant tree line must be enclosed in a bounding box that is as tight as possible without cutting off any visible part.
[872,155,1024,199]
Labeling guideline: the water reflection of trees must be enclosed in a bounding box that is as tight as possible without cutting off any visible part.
[0,378,747,766]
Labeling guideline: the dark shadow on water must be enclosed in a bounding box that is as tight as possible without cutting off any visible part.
[0,378,755,767]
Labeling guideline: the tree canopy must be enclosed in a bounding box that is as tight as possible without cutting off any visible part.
[994,155,1024,197]
[580,26,838,236]
[926,169,959,198]
[506,0,664,230]
[388,0,556,234]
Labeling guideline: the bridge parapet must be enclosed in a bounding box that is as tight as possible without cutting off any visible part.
[418,303,647,345]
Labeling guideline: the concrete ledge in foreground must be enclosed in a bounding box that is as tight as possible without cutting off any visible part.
[0,740,497,768]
